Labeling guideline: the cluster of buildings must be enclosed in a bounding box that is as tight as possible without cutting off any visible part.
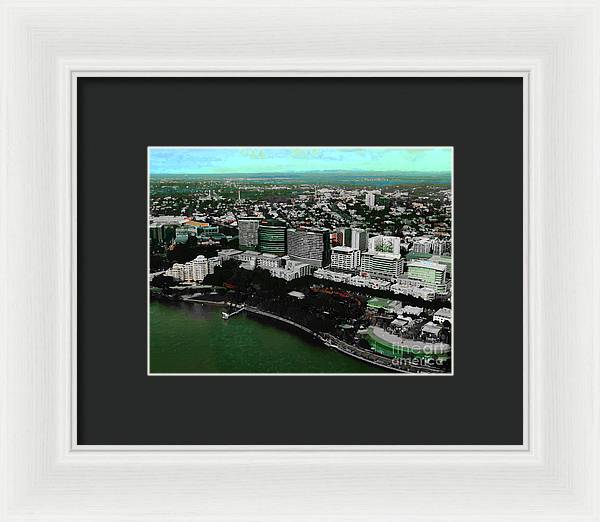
[411,236,451,255]
[149,216,225,246]
[319,228,450,299]
[158,216,451,301]
[164,248,314,284]
[362,297,452,358]
[238,218,331,267]
[150,182,452,302]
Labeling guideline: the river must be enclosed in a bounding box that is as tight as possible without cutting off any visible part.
[150,300,389,373]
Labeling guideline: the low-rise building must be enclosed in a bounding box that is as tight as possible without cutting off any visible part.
[390,281,437,301]
[366,298,403,314]
[256,253,283,269]
[313,268,353,283]
[217,249,243,261]
[268,259,312,281]
[401,305,424,317]
[406,260,448,293]
[349,276,391,290]
[421,321,443,340]
[175,225,197,244]
[433,307,452,325]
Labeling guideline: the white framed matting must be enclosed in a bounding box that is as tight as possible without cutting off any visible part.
[1,0,598,520]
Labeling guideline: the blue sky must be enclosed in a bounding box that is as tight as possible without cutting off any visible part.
[149,147,452,176]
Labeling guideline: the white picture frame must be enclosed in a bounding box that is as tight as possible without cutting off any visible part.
[1,0,598,520]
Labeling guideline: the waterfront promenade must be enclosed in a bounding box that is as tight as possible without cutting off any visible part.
[158,297,446,373]
[243,306,410,373]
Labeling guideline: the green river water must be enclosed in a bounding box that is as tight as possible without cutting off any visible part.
[150,301,389,373]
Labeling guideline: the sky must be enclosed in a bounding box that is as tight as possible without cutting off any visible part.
[149,147,452,176]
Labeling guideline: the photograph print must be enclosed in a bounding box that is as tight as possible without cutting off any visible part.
[149,146,453,375]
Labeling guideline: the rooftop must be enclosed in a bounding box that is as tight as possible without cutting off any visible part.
[362,251,403,260]
[366,297,401,309]
[332,246,357,253]
[434,307,452,318]
[422,322,443,335]
[407,260,447,271]
[402,306,423,315]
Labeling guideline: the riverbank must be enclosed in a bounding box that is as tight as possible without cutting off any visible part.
[151,296,417,373]
[243,306,405,373]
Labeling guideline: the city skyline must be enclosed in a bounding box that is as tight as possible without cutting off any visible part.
[149,146,453,177]
[149,146,452,375]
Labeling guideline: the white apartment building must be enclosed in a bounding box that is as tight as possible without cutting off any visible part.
[165,255,209,282]
[411,237,433,254]
[431,238,451,255]
[359,251,404,281]
[365,192,376,208]
[164,263,185,281]
[330,246,361,271]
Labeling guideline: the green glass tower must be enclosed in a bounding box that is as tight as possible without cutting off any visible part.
[258,220,287,254]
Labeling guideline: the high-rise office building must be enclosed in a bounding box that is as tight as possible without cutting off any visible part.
[335,227,352,247]
[330,246,361,271]
[287,227,331,267]
[149,223,163,244]
[360,252,404,281]
[258,220,287,254]
[350,228,368,251]
[238,217,260,250]
[368,234,402,255]
[365,192,376,208]
[161,225,177,244]
[406,260,448,293]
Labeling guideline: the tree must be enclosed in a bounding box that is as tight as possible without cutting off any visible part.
[151,274,176,288]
